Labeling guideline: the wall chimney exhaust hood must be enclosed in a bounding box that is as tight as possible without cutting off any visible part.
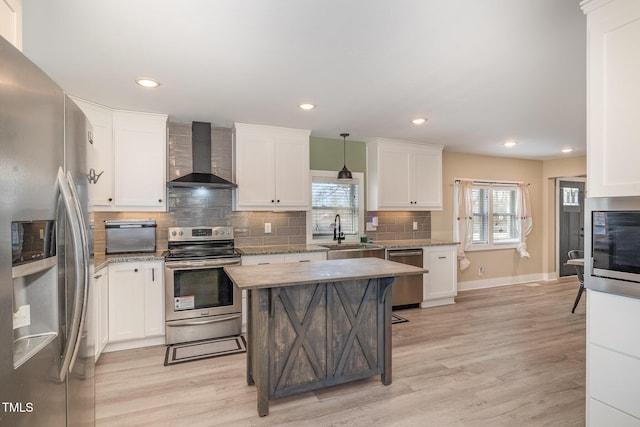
[169,121,237,188]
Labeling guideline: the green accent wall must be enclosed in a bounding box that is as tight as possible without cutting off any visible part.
[310,136,366,173]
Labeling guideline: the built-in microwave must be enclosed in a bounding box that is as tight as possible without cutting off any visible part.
[585,197,640,299]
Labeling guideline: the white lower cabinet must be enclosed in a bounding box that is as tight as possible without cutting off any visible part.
[106,260,164,351]
[240,251,326,332]
[92,268,109,362]
[143,262,165,336]
[421,245,457,308]
[587,290,640,425]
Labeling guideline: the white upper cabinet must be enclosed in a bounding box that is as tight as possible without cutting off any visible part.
[72,98,114,209]
[113,111,167,211]
[234,122,311,211]
[0,0,22,51]
[367,138,443,211]
[583,0,640,197]
[73,98,167,212]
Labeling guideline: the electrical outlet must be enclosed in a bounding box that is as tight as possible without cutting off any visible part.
[413,221,418,231]
[479,266,485,276]
[264,223,271,233]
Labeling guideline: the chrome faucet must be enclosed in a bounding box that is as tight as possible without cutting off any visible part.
[333,214,345,244]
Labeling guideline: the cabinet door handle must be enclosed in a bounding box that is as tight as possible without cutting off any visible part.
[158,199,162,203]
[88,131,93,144]
[108,197,113,202]
[134,268,139,272]
[152,268,155,282]
[438,256,447,259]
[94,274,102,279]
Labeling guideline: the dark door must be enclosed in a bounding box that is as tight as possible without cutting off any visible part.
[558,180,585,277]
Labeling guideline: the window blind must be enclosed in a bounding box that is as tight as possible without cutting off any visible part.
[311,180,359,239]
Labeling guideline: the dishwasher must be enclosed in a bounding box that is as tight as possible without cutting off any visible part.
[387,248,424,307]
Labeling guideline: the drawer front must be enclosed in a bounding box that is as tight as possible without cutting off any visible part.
[241,254,285,265]
[284,252,326,263]
[589,290,640,359]
[589,398,640,427]
[589,344,640,419]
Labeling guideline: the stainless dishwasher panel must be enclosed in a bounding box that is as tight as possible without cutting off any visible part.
[387,249,424,307]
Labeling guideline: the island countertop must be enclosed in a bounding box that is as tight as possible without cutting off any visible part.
[224,257,427,290]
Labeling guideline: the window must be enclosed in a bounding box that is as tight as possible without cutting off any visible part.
[562,187,580,207]
[472,185,519,245]
[307,171,364,242]
[457,182,521,249]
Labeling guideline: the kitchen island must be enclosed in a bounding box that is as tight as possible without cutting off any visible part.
[224,257,426,416]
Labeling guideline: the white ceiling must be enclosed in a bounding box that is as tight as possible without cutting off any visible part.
[22,0,586,160]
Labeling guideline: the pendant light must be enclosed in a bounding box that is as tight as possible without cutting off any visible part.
[337,133,353,180]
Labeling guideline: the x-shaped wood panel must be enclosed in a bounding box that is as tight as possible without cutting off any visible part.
[333,279,377,376]
[274,284,325,390]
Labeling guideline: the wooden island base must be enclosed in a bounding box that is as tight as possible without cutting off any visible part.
[224,258,426,416]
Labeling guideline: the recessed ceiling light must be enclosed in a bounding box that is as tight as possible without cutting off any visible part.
[562,148,574,153]
[136,78,160,88]
[412,118,427,125]
[504,141,518,148]
[299,103,315,110]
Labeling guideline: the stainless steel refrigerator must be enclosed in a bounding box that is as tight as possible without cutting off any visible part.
[0,36,95,426]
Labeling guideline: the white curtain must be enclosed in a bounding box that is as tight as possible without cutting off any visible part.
[516,183,533,258]
[455,179,474,270]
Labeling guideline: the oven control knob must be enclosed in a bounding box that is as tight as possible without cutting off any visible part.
[214,230,219,235]
[171,231,177,237]
[179,231,184,236]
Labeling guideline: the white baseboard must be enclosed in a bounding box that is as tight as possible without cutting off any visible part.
[458,273,549,292]
[420,297,456,308]
[103,335,166,353]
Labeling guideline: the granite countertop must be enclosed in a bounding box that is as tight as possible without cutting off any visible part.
[94,251,166,272]
[235,244,329,256]
[372,239,459,249]
[225,257,427,290]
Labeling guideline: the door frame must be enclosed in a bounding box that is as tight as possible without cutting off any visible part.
[555,176,587,276]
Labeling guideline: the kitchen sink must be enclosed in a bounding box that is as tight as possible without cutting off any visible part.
[319,243,382,250]
[319,243,386,260]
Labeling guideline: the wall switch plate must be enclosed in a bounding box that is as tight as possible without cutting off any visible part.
[413,221,418,231]
[264,223,272,233]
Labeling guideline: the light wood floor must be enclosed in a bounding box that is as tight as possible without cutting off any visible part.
[96,278,586,426]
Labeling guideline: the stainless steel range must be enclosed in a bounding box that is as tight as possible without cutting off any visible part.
[164,226,241,344]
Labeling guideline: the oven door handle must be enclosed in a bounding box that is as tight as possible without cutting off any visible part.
[165,259,241,269]
[166,314,241,327]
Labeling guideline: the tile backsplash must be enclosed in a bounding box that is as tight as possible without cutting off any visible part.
[231,211,307,247]
[364,211,431,242]
[92,122,432,254]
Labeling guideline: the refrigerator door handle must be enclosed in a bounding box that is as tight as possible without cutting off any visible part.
[66,170,90,373]
[56,168,89,383]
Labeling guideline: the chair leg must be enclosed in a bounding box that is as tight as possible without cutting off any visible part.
[571,284,585,313]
